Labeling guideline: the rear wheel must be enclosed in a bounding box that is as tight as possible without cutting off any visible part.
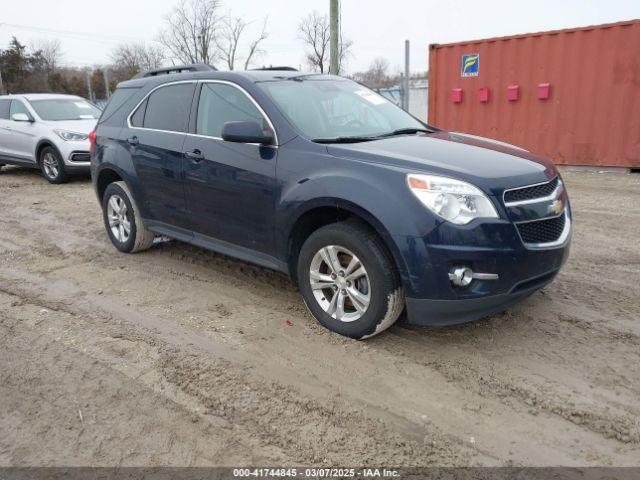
[102,181,155,253]
[297,222,404,339]
[39,146,68,184]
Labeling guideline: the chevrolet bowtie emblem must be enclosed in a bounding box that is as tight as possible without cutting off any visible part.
[549,199,564,215]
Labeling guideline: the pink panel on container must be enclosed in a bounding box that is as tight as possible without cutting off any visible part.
[538,83,551,99]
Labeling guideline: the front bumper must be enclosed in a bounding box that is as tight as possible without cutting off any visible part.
[56,138,91,170]
[395,213,571,326]
[405,267,559,326]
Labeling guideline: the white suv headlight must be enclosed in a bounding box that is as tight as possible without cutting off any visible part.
[407,174,498,225]
[53,129,88,141]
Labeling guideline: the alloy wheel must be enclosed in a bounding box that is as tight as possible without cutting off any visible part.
[107,195,131,244]
[42,152,59,179]
[309,245,371,322]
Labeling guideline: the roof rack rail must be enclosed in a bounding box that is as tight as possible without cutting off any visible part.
[133,63,217,79]
[251,66,298,71]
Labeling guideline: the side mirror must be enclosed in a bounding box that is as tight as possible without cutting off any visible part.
[12,113,33,123]
[221,121,274,145]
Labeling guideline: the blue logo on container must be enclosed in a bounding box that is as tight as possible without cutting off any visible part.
[461,53,479,77]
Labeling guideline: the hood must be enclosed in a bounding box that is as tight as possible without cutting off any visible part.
[43,118,97,135]
[326,131,557,194]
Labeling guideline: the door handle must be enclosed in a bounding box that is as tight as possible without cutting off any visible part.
[127,136,139,146]
[185,149,204,162]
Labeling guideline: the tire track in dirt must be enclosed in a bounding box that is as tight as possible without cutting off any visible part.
[2,169,640,466]
[0,281,474,466]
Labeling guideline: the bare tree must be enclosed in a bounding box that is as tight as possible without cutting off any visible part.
[111,43,165,76]
[216,15,269,70]
[243,17,268,70]
[351,57,397,88]
[298,11,351,73]
[31,39,63,72]
[298,11,329,73]
[216,16,246,70]
[158,0,222,65]
[368,57,389,83]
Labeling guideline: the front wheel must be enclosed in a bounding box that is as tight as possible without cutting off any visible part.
[297,222,404,339]
[39,146,68,184]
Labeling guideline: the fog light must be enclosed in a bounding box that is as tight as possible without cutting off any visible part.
[449,267,474,286]
[448,267,499,286]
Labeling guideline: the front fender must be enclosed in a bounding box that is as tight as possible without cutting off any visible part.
[277,169,441,295]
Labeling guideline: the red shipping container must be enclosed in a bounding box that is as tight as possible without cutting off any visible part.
[428,20,640,168]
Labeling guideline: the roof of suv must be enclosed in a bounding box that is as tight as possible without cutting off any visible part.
[118,67,333,89]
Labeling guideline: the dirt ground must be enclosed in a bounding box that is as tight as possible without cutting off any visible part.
[0,166,638,467]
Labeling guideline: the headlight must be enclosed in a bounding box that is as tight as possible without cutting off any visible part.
[407,174,498,225]
[53,129,88,141]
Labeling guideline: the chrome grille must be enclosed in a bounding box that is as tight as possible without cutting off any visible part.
[504,177,559,204]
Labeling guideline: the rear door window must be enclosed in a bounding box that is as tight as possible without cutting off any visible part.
[141,83,195,133]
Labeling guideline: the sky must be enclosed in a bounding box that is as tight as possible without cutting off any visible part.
[0,0,638,74]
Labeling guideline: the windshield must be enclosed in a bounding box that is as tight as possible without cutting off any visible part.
[258,77,427,141]
[29,99,101,121]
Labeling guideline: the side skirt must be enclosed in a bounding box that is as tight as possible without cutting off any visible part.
[0,154,38,168]
[145,219,288,274]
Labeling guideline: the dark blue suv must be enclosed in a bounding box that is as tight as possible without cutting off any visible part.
[91,64,571,339]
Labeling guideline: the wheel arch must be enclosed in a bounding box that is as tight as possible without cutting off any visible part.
[284,198,409,287]
[94,163,132,202]
[35,140,62,164]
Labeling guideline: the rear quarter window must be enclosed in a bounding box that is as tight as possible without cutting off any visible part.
[0,99,10,120]
[129,98,147,127]
[98,87,141,125]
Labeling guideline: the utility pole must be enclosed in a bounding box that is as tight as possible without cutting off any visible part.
[85,70,93,102]
[329,0,339,75]
[403,40,410,111]
[103,69,110,99]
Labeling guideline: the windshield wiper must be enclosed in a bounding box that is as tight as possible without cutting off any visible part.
[312,128,435,144]
[379,127,435,138]
[312,136,378,144]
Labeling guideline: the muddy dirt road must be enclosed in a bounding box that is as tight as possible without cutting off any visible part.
[0,167,639,467]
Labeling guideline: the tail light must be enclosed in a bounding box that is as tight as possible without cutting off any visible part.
[89,129,96,155]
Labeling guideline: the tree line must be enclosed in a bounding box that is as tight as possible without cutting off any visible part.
[0,0,416,100]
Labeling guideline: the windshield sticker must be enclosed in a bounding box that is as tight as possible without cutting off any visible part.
[78,114,95,119]
[354,90,387,105]
[75,102,91,109]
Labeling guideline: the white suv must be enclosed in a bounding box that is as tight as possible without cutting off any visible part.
[0,93,100,183]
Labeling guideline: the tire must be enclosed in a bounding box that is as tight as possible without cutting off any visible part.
[297,221,405,339]
[39,146,69,184]
[102,181,155,253]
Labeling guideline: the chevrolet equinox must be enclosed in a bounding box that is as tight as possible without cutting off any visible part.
[91,64,571,339]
